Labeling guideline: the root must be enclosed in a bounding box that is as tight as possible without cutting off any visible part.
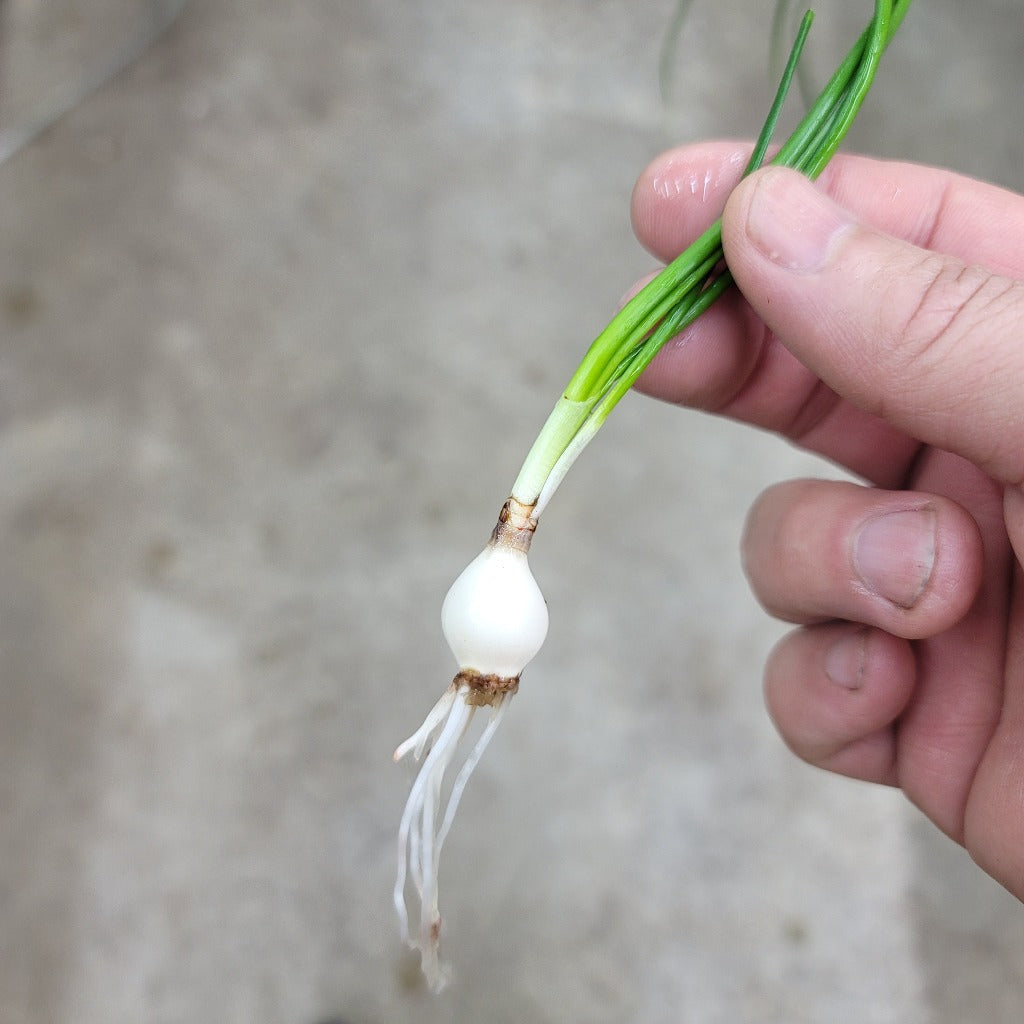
[393,683,513,992]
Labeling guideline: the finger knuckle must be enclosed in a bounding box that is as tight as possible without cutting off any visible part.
[898,255,1022,370]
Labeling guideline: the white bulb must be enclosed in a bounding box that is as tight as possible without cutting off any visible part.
[441,542,549,678]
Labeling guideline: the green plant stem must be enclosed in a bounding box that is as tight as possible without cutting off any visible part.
[511,0,913,516]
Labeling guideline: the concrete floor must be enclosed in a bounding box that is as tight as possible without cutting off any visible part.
[1,1,1023,1021]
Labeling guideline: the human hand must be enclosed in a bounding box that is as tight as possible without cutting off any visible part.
[630,142,1024,899]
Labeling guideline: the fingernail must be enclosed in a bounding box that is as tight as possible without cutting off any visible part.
[744,167,854,273]
[854,508,937,609]
[826,628,868,690]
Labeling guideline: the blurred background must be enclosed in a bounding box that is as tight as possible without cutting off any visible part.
[1,1,1022,1021]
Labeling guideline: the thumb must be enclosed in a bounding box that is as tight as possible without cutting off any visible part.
[721,165,1024,485]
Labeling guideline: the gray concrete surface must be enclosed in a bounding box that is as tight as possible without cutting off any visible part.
[1,1,1022,1022]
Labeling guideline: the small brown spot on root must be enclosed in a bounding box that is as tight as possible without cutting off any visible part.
[455,668,519,706]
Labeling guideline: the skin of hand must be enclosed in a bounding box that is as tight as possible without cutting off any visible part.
[630,142,1024,900]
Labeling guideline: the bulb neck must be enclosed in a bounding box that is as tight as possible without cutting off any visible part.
[490,496,537,553]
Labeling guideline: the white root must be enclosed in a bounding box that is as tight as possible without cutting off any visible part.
[393,682,514,992]
[436,693,510,849]
[393,683,459,763]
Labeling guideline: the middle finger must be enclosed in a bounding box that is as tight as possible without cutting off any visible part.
[741,478,983,639]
